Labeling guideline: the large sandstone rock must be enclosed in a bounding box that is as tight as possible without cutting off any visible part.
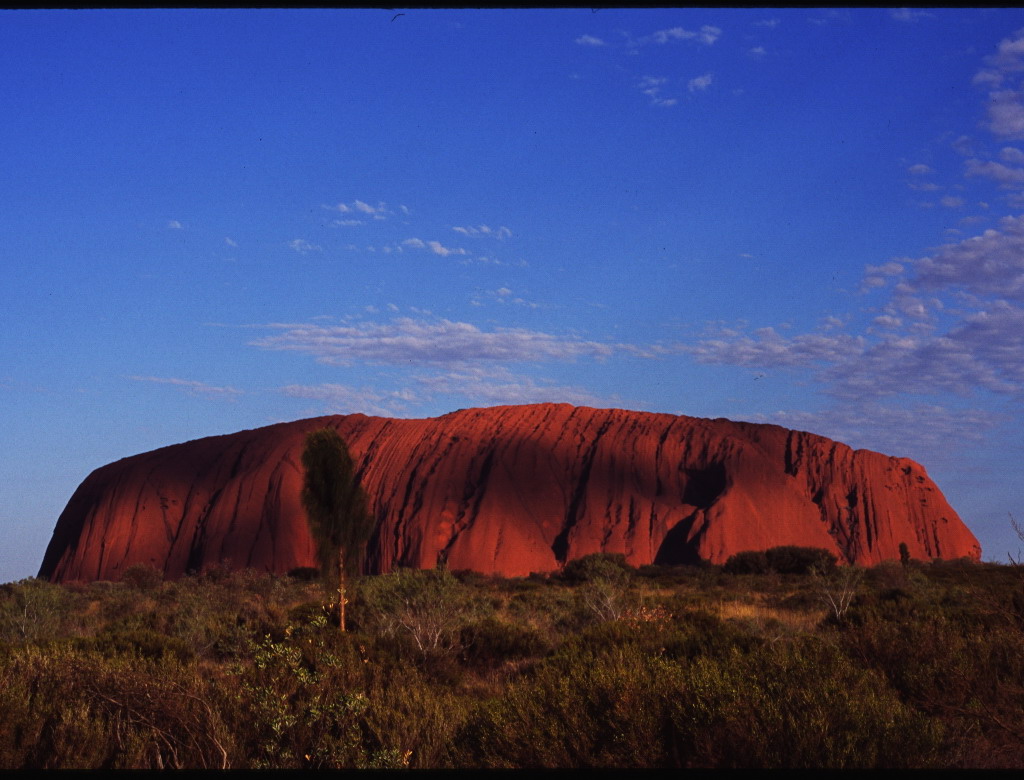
[39,403,980,582]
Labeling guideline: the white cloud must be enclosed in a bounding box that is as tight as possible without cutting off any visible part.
[941,195,965,208]
[428,240,465,257]
[334,219,364,227]
[889,8,934,23]
[452,224,512,240]
[688,73,714,92]
[167,220,183,230]
[402,237,467,256]
[699,25,722,45]
[325,200,393,219]
[251,317,639,367]
[128,376,242,399]
[910,214,1024,299]
[575,34,605,46]
[651,26,696,44]
[676,217,1024,408]
[412,366,605,408]
[225,237,238,247]
[907,163,934,175]
[682,325,865,368]
[280,383,416,417]
[988,90,1024,138]
[646,24,720,46]
[973,32,1024,138]
[1001,146,1024,163]
[965,157,1024,187]
[288,238,322,254]
[754,402,998,462]
[638,75,675,106]
[952,135,975,156]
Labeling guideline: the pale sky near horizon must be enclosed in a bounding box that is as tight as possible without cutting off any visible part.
[3,8,1024,582]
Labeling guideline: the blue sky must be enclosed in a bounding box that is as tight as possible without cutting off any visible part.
[3,8,1024,582]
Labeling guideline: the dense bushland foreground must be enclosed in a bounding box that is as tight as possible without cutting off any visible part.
[1,552,1022,769]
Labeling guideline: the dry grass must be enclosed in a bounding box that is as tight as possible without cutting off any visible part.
[711,598,827,636]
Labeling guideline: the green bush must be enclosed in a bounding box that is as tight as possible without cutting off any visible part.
[723,550,770,575]
[560,553,633,583]
[724,547,837,576]
[765,546,837,575]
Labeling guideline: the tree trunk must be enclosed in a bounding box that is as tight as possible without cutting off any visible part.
[338,545,347,633]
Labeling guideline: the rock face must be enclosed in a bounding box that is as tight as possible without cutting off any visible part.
[39,404,981,583]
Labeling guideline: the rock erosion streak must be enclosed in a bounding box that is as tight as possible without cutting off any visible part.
[39,404,981,582]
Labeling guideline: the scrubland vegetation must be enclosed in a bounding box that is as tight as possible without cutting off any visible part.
[1,549,1022,769]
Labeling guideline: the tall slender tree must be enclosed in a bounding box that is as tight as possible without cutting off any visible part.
[300,427,375,632]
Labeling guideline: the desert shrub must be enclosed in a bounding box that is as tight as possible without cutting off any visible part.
[76,626,195,664]
[222,632,366,768]
[663,608,764,660]
[724,547,837,576]
[354,568,484,658]
[765,546,837,575]
[454,641,674,768]
[359,662,470,768]
[460,617,550,668]
[662,641,942,768]
[835,610,1024,766]
[121,563,164,591]
[0,578,79,645]
[636,562,721,588]
[560,552,633,583]
[454,630,939,768]
[0,644,231,769]
[559,553,635,624]
[723,550,770,575]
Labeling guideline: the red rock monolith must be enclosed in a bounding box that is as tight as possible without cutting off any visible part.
[39,403,980,582]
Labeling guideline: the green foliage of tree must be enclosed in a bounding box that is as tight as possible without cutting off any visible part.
[300,428,376,632]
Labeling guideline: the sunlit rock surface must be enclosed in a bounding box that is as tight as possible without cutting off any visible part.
[39,403,981,582]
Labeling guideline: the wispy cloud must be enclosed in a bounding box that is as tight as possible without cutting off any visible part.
[280,383,417,417]
[412,366,605,408]
[753,402,999,462]
[288,238,322,254]
[402,237,468,256]
[251,317,642,368]
[638,76,676,107]
[682,325,865,368]
[452,224,512,240]
[680,211,1024,408]
[973,30,1024,139]
[687,73,714,92]
[128,376,242,399]
[470,286,540,309]
[575,34,605,46]
[889,8,934,23]
[910,213,1024,299]
[965,157,1024,188]
[167,220,183,230]
[324,199,393,220]
[649,25,721,46]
